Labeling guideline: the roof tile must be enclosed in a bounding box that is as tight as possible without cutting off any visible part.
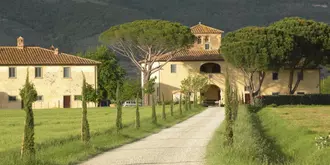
[190,23,224,34]
[155,50,224,61]
[0,47,100,65]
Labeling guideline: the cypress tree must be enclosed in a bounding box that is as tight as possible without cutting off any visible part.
[188,93,192,110]
[151,94,157,124]
[116,81,123,132]
[20,70,37,161]
[170,95,174,116]
[81,73,91,143]
[224,71,234,146]
[179,93,183,115]
[135,93,140,129]
[232,87,239,121]
[162,93,166,120]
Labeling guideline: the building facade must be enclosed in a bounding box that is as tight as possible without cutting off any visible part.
[145,23,321,104]
[0,37,100,109]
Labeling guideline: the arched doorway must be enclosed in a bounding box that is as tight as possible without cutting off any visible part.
[201,84,221,106]
[200,63,221,73]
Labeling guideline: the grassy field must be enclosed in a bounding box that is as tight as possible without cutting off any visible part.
[206,105,330,165]
[0,105,205,165]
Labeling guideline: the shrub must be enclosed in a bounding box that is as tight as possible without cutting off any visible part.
[261,94,330,106]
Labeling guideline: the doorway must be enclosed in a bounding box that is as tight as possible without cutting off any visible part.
[63,96,71,108]
[244,94,251,104]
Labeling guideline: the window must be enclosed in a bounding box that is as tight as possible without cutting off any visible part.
[170,64,176,73]
[9,67,16,78]
[205,43,210,50]
[244,86,251,91]
[272,72,279,80]
[297,92,305,95]
[35,67,42,78]
[8,96,17,102]
[297,71,304,80]
[74,95,82,101]
[63,67,71,78]
[36,95,43,101]
[197,36,202,44]
[272,92,280,96]
[204,36,209,42]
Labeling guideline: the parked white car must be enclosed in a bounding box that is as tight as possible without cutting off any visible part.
[122,100,142,107]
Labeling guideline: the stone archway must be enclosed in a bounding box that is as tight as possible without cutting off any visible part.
[201,84,221,106]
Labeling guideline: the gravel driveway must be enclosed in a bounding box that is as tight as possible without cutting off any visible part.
[81,107,224,165]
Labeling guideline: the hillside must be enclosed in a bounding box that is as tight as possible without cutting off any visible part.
[0,0,329,76]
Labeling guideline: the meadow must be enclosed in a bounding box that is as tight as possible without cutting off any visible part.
[0,105,205,165]
[206,105,330,165]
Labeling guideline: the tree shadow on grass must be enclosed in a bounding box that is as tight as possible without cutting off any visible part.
[249,111,293,164]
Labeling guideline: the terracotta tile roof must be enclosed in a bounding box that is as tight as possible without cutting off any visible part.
[154,50,224,61]
[190,23,224,34]
[0,46,100,65]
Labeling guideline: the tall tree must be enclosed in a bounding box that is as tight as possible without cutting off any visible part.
[221,27,294,103]
[20,70,38,161]
[170,95,174,116]
[115,81,123,132]
[179,93,183,115]
[81,73,91,144]
[268,17,330,94]
[162,93,166,120]
[135,94,140,129]
[224,70,234,146]
[78,45,126,102]
[143,77,157,124]
[99,20,195,105]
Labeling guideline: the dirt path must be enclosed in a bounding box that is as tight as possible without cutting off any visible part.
[81,107,224,165]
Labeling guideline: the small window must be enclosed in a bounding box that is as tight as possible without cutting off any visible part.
[272,92,280,96]
[272,72,279,80]
[63,67,71,78]
[8,96,17,102]
[297,92,305,95]
[170,64,176,73]
[204,36,209,42]
[297,71,304,80]
[36,95,43,101]
[197,36,202,44]
[205,43,210,50]
[74,95,82,101]
[35,67,42,78]
[9,67,16,78]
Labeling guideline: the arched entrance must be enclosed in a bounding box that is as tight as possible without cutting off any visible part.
[200,63,221,73]
[201,84,221,106]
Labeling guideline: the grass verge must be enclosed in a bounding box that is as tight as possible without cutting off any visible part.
[206,106,287,165]
[0,105,205,165]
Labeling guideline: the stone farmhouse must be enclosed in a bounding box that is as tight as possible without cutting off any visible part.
[145,23,321,104]
[0,37,100,109]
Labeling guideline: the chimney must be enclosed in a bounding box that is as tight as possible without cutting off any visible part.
[54,48,59,55]
[17,36,24,49]
[50,45,55,50]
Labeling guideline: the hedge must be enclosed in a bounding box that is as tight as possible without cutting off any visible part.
[259,94,330,106]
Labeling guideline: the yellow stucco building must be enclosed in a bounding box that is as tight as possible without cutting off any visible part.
[147,23,321,104]
[0,37,100,109]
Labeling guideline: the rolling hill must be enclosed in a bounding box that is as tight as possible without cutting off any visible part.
[0,0,329,76]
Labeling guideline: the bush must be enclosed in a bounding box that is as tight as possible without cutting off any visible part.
[260,94,330,106]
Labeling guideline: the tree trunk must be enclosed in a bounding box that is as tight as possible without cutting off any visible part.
[179,93,183,115]
[162,93,166,120]
[253,71,265,97]
[142,72,151,106]
[151,94,157,124]
[288,69,294,94]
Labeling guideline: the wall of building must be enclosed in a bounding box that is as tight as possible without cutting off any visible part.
[191,34,222,50]
[0,65,97,109]
[155,61,320,102]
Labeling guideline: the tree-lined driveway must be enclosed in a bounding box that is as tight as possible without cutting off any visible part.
[81,107,224,165]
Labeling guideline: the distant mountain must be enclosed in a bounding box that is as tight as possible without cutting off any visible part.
[0,0,329,77]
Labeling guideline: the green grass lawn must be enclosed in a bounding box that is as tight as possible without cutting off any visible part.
[0,105,205,165]
[206,105,330,165]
